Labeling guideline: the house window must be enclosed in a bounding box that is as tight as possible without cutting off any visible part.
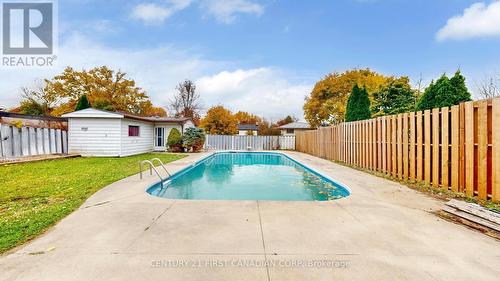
[128,125,140,137]
[286,129,294,134]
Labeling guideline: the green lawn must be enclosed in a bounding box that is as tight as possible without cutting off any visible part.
[0,153,186,254]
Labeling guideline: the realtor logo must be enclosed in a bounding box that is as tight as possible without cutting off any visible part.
[1,1,57,67]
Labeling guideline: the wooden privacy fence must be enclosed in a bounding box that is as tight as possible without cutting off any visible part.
[0,124,68,159]
[296,98,500,202]
[205,135,295,150]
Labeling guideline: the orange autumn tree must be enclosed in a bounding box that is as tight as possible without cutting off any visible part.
[17,66,166,117]
[200,106,238,135]
[234,111,262,124]
[303,68,389,127]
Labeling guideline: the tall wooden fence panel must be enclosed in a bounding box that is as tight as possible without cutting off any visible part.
[205,135,295,151]
[0,124,68,159]
[296,98,500,202]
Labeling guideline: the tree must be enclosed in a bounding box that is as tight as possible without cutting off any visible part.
[182,127,205,152]
[169,80,202,125]
[276,115,296,127]
[304,68,389,126]
[75,94,91,111]
[258,119,281,135]
[416,71,471,111]
[345,85,371,122]
[372,77,416,116]
[15,82,57,115]
[139,101,167,117]
[199,106,238,135]
[475,75,500,99]
[16,66,165,117]
[16,99,51,116]
[234,111,261,124]
[450,71,472,102]
[167,128,183,152]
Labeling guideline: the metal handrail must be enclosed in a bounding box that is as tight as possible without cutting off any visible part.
[151,158,171,178]
[139,160,164,181]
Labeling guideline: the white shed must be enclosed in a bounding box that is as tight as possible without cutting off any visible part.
[62,108,193,157]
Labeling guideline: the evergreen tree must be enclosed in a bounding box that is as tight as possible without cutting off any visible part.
[416,71,471,111]
[345,85,371,122]
[167,128,182,147]
[75,94,91,111]
[372,77,416,116]
[449,70,472,104]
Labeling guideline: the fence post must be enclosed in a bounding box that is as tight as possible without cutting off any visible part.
[29,127,37,155]
[21,126,30,156]
[62,130,68,154]
[464,101,474,197]
[43,128,50,154]
[476,100,488,199]
[1,125,13,158]
[492,98,500,202]
[450,105,460,192]
[441,107,449,190]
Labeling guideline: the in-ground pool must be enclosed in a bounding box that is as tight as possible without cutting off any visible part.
[147,152,350,201]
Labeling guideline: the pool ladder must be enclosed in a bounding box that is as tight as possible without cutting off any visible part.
[139,158,171,181]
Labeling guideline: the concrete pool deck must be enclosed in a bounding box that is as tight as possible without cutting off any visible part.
[1,151,499,281]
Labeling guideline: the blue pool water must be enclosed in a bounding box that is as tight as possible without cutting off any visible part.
[147,152,350,201]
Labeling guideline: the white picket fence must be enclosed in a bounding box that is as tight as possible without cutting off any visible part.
[0,124,68,159]
[205,135,295,150]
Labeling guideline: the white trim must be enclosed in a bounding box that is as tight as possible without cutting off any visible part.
[62,108,124,118]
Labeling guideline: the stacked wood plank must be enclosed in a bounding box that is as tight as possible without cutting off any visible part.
[443,199,500,232]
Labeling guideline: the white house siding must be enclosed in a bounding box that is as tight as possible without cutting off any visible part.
[281,128,311,136]
[183,120,195,132]
[153,122,184,151]
[120,119,154,157]
[67,118,121,157]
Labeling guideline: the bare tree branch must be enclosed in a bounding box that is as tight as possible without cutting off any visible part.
[169,80,202,120]
[474,74,500,99]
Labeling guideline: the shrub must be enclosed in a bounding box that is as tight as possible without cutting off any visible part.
[182,127,205,152]
[345,85,371,122]
[167,128,183,152]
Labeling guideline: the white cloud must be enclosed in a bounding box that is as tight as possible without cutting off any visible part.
[436,1,500,41]
[131,0,263,25]
[197,68,311,119]
[130,3,175,25]
[0,33,220,110]
[0,34,309,119]
[201,0,264,23]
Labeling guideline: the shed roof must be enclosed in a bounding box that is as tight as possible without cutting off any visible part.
[278,122,312,129]
[62,108,191,124]
[237,124,259,131]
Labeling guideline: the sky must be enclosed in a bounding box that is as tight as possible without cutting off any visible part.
[1,0,500,120]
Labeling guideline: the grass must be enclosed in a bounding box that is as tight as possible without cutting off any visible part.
[0,153,186,254]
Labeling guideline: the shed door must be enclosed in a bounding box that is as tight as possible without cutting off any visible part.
[154,127,165,150]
